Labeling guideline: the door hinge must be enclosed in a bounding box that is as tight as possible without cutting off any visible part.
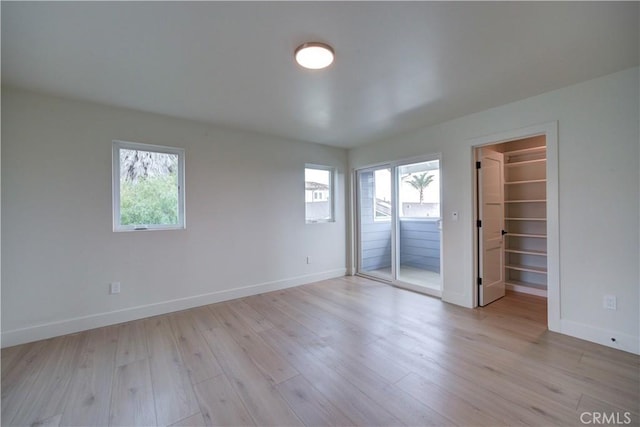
[477,220,482,228]
[476,161,481,169]
[477,277,482,286]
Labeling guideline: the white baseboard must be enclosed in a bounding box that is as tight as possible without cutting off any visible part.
[1,268,346,348]
[505,283,547,297]
[559,318,639,355]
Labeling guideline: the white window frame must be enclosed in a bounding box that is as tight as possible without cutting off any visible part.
[305,164,335,224]
[112,140,185,232]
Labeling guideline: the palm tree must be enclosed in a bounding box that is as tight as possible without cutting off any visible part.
[405,173,434,203]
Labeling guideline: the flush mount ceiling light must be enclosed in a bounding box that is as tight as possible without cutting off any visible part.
[295,42,334,70]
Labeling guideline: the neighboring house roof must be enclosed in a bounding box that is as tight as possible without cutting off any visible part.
[305,182,329,191]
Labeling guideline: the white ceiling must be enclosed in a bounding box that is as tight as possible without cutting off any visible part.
[2,2,638,148]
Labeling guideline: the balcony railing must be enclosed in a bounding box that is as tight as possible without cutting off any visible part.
[361,217,440,273]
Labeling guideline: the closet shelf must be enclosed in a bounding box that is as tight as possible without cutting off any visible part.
[504,146,547,156]
[505,249,547,256]
[501,141,548,295]
[506,264,547,274]
[505,158,546,167]
[505,280,547,290]
[507,233,546,238]
[504,179,547,185]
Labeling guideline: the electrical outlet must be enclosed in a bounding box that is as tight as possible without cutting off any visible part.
[603,295,616,310]
[110,282,121,295]
[306,256,312,264]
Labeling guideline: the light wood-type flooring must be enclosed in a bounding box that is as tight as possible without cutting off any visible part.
[2,276,639,426]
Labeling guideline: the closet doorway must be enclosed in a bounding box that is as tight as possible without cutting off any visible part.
[472,121,560,333]
[356,156,442,297]
[476,135,548,306]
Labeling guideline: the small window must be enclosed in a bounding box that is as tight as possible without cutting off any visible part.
[112,140,185,231]
[305,165,334,223]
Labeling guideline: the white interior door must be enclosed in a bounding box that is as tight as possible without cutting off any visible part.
[478,150,505,306]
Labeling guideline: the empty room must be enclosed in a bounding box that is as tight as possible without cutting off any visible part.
[2,2,639,426]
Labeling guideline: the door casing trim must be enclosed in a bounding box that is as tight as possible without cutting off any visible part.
[470,121,559,332]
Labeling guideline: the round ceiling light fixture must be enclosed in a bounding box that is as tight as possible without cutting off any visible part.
[294,42,334,70]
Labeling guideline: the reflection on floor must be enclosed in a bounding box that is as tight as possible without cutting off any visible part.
[365,265,441,291]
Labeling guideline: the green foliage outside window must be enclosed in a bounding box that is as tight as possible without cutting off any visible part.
[120,173,179,226]
[119,148,179,226]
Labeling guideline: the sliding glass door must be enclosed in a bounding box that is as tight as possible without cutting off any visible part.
[396,159,441,292]
[356,166,393,281]
[356,157,442,295]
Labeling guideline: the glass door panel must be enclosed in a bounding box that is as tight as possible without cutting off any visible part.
[357,167,393,281]
[396,159,441,291]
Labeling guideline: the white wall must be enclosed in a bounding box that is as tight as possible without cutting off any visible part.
[349,67,640,354]
[1,88,347,346]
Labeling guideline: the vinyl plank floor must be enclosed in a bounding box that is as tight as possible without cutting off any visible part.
[2,277,638,426]
[144,316,199,426]
[199,326,303,426]
[192,374,254,426]
[114,320,148,367]
[168,310,223,384]
[109,358,156,426]
[60,327,118,426]
[9,333,85,426]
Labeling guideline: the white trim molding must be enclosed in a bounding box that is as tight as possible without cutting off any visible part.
[559,319,640,355]
[1,268,346,348]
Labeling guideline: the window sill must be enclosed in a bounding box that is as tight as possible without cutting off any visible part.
[114,226,186,232]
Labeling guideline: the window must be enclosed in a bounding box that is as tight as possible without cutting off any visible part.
[373,168,392,221]
[112,140,185,231]
[305,165,334,223]
[398,160,440,219]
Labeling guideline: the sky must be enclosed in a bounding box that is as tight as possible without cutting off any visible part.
[305,167,330,185]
